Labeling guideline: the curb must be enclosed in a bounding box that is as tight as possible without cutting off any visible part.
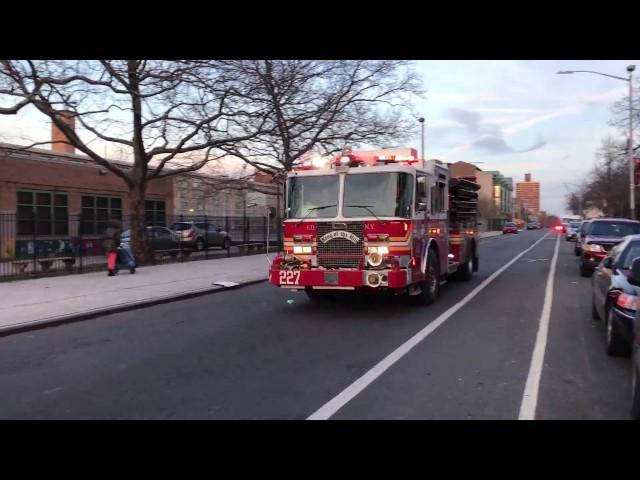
[0,277,268,338]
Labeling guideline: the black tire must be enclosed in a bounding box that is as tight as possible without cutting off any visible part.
[605,309,632,357]
[195,238,205,252]
[574,247,581,257]
[580,262,592,277]
[456,252,473,281]
[631,358,640,420]
[412,249,440,305]
[222,237,231,250]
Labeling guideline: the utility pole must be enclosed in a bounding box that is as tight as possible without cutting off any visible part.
[418,117,425,168]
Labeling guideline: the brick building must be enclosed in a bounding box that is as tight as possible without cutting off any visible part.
[515,173,541,215]
[0,141,175,259]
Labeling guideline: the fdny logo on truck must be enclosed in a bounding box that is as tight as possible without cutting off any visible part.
[319,230,360,244]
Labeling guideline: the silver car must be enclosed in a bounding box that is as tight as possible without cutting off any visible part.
[565,220,581,242]
[170,221,231,251]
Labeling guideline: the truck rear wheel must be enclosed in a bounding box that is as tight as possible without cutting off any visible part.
[412,249,440,305]
[457,255,473,281]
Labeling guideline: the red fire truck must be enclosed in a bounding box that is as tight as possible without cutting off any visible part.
[269,147,480,305]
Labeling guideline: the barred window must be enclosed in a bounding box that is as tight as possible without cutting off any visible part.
[16,190,68,236]
[145,200,166,226]
[80,195,122,235]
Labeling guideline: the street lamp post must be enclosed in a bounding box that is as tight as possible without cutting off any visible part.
[557,65,636,219]
[418,117,425,168]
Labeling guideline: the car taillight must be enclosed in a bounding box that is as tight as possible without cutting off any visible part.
[613,292,639,311]
[554,225,563,231]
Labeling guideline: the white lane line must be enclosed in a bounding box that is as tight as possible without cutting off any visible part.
[518,234,560,420]
[307,231,551,420]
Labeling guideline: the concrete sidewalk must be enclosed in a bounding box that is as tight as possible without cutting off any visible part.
[0,231,503,335]
[0,253,273,335]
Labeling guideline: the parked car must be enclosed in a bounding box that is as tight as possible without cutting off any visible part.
[575,220,592,256]
[623,257,640,419]
[565,220,581,242]
[120,226,181,259]
[502,222,518,234]
[170,221,232,251]
[579,218,640,277]
[591,236,640,357]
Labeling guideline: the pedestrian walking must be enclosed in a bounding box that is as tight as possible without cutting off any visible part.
[103,219,123,277]
[116,242,136,275]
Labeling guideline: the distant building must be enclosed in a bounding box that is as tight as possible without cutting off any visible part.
[515,173,540,214]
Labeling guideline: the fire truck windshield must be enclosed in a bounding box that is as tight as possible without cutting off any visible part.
[286,175,339,219]
[343,172,413,218]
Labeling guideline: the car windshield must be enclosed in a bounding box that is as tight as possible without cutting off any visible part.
[343,172,413,218]
[580,222,591,233]
[570,222,580,228]
[589,221,640,236]
[171,223,193,231]
[620,241,640,269]
[286,175,339,219]
[505,223,515,227]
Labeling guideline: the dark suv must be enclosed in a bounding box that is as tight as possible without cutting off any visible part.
[579,218,640,277]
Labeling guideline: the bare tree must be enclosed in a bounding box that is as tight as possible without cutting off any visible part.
[217,60,424,175]
[579,138,630,217]
[609,84,640,152]
[0,60,271,261]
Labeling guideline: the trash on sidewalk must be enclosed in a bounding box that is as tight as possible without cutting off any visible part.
[212,280,240,288]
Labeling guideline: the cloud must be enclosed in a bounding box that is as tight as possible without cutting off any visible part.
[471,135,547,154]
[445,107,548,155]
[447,108,481,131]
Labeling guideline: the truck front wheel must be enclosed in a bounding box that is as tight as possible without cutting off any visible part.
[412,249,440,305]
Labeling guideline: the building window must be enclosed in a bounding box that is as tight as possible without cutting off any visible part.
[145,200,166,226]
[80,195,122,235]
[16,190,69,236]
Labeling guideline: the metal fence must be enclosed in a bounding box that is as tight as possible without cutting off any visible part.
[0,213,282,280]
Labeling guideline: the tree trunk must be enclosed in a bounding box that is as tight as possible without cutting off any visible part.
[129,185,153,264]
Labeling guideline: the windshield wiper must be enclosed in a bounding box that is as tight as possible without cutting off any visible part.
[296,204,337,226]
[344,205,387,224]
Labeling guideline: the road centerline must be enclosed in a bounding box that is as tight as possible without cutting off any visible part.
[518,234,561,420]
[307,231,552,420]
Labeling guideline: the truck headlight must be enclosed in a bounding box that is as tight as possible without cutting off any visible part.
[368,246,389,255]
[368,252,383,267]
[293,246,312,254]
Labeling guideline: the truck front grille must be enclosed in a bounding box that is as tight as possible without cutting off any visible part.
[316,222,364,269]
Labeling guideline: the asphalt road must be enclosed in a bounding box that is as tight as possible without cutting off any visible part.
[0,229,633,419]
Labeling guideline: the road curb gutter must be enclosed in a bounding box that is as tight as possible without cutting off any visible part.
[0,278,268,338]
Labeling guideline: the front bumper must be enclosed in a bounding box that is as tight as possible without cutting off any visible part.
[270,268,411,289]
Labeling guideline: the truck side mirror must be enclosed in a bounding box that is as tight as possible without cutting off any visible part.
[629,257,640,286]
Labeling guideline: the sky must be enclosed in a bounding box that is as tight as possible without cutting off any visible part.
[406,60,639,215]
[0,60,638,215]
